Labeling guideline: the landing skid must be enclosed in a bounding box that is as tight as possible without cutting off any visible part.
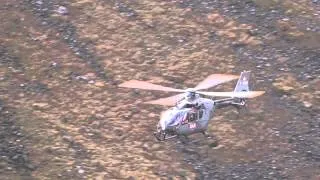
[153,131,211,142]
[153,131,177,141]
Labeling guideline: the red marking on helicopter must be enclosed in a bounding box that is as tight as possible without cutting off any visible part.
[189,122,197,129]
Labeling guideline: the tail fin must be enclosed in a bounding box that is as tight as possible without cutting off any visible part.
[234,71,250,92]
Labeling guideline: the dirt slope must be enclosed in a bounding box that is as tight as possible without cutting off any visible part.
[0,0,319,179]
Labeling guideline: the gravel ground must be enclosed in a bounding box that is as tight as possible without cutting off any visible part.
[0,0,319,179]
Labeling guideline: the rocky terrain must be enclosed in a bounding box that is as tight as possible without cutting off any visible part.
[0,0,319,179]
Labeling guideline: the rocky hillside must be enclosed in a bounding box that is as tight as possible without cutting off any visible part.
[0,0,319,179]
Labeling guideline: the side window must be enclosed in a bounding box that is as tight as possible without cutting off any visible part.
[198,109,204,119]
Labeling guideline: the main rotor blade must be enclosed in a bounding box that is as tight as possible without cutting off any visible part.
[194,74,239,90]
[118,80,185,93]
[198,91,265,98]
[144,94,184,106]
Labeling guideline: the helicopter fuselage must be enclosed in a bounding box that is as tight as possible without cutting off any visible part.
[154,98,216,140]
[153,96,248,141]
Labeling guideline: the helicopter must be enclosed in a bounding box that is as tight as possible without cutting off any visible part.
[118,71,265,141]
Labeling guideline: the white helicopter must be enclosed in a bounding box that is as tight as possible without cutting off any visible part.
[119,71,265,141]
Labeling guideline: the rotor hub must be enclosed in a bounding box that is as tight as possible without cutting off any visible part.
[185,88,196,93]
[184,88,197,100]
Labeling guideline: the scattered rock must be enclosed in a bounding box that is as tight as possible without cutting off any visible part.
[78,169,85,174]
[25,163,36,170]
[303,101,312,108]
[35,0,43,5]
[147,113,157,118]
[94,81,105,87]
[56,6,68,15]
[32,102,49,109]
[50,62,58,67]
[62,135,74,143]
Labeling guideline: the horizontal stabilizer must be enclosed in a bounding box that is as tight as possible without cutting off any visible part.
[198,91,265,98]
